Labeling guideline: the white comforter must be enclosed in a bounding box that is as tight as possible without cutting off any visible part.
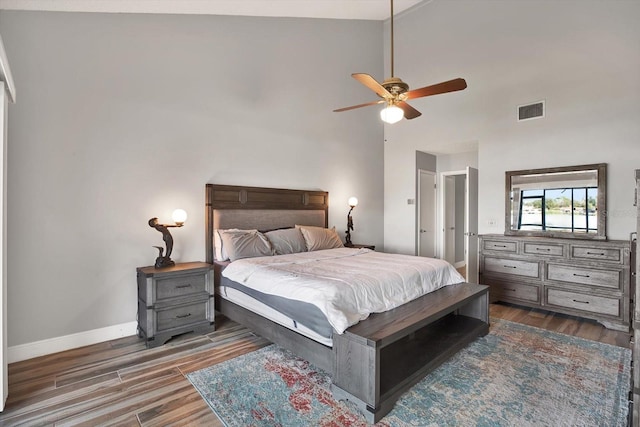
[221,248,465,334]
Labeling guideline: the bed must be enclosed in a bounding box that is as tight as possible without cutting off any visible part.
[206,184,489,423]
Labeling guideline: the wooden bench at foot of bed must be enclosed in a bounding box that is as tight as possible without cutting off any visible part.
[332,282,489,424]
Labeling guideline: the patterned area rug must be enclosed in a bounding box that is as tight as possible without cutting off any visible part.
[187,319,630,426]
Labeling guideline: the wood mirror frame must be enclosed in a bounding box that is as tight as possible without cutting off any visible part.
[505,163,607,240]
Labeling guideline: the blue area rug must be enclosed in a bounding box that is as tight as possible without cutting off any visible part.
[187,319,630,426]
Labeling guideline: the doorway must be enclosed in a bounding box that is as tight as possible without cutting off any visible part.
[440,167,479,283]
[417,170,437,258]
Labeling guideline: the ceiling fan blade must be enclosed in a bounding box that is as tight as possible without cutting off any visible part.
[352,73,393,99]
[405,78,467,100]
[333,100,384,113]
[397,101,422,119]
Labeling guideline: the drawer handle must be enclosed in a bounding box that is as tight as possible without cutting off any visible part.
[573,273,590,278]
[503,265,517,269]
[586,251,605,256]
[572,299,590,304]
[494,245,507,248]
[176,313,192,319]
[505,288,516,292]
[176,284,192,289]
[535,248,551,252]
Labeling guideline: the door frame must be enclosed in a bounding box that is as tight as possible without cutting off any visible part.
[416,169,437,257]
[439,170,466,262]
[439,168,479,282]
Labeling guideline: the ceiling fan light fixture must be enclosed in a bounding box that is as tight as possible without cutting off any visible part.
[380,104,404,124]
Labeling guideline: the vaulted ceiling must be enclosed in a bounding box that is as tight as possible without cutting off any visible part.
[0,0,425,20]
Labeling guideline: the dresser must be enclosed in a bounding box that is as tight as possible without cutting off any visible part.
[137,262,215,347]
[479,234,631,332]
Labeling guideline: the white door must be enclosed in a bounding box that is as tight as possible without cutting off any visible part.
[444,175,456,264]
[465,167,479,283]
[0,35,15,410]
[418,170,436,257]
[0,81,7,411]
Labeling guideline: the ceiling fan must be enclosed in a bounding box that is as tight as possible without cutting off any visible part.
[334,0,467,124]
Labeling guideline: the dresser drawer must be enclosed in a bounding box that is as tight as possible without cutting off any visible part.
[483,240,517,253]
[546,288,619,317]
[484,257,539,278]
[491,282,540,303]
[547,264,621,290]
[156,273,207,301]
[571,245,622,263]
[156,299,209,333]
[523,242,564,257]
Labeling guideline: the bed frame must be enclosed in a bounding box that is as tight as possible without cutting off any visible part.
[205,184,490,423]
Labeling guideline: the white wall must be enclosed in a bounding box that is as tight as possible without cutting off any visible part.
[0,11,384,348]
[384,0,640,253]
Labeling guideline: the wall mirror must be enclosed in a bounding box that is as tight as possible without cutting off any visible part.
[505,163,607,240]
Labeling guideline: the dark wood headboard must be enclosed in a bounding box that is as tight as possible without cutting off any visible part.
[205,184,329,263]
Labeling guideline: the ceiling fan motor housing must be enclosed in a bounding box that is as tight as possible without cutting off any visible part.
[382,77,409,96]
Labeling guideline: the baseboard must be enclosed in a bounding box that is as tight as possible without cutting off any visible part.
[7,321,138,363]
[454,261,466,268]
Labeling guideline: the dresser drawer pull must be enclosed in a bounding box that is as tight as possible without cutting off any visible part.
[586,251,605,256]
[572,273,591,278]
[505,288,516,292]
[175,284,192,289]
[535,248,551,252]
[503,265,517,269]
[572,299,590,304]
[495,245,507,248]
[176,313,192,319]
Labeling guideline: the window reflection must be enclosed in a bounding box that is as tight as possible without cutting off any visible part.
[516,187,598,233]
[507,165,604,238]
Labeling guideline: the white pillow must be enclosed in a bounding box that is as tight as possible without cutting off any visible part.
[213,229,226,261]
[265,228,307,255]
[214,228,254,261]
[219,229,273,262]
[296,225,344,251]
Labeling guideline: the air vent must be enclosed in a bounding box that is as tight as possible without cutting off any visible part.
[517,100,545,121]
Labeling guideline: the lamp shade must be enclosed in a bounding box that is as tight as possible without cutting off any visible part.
[172,209,188,225]
[348,197,358,207]
[380,105,404,124]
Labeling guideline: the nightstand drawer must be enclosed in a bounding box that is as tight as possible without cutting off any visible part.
[156,299,209,332]
[483,240,517,253]
[546,288,619,317]
[484,257,539,278]
[547,264,621,290]
[571,246,622,263]
[156,273,206,300]
[523,243,564,257]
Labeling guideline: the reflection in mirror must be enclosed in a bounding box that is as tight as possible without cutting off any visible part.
[506,164,606,239]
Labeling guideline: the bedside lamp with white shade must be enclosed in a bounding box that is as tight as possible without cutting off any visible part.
[345,197,358,246]
[148,209,187,268]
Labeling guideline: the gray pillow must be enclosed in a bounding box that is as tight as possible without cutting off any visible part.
[296,225,344,251]
[265,228,307,255]
[219,230,273,261]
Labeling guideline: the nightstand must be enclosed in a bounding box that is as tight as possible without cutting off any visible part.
[137,262,214,348]
[345,243,375,250]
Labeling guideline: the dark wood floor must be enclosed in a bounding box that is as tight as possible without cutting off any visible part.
[0,303,631,426]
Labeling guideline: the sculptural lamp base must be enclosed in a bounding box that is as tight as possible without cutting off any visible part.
[154,257,175,269]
